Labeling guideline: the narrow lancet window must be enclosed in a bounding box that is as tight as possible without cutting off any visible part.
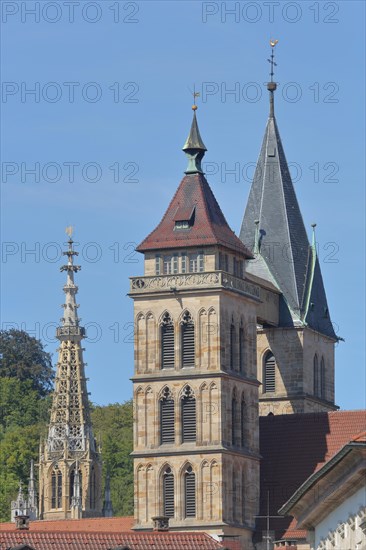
[181,386,196,443]
[181,311,195,368]
[184,465,196,518]
[264,352,276,392]
[161,313,174,369]
[163,467,174,518]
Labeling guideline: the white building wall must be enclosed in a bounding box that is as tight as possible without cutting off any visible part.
[315,486,366,550]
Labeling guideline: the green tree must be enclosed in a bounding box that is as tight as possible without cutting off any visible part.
[91,401,134,515]
[0,424,42,522]
[0,329,54,395]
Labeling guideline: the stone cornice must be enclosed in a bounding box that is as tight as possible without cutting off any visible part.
[129,271,261,302]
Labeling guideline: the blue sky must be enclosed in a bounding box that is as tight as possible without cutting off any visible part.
[1,1,365,410]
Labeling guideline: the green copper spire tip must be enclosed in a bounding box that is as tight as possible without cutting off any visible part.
[183,108,207,174]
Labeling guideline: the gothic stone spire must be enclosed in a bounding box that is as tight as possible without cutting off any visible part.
[38,233,102,519]
[239,45,336,339]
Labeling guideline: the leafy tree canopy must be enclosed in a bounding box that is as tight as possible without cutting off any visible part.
[0,329,54,395]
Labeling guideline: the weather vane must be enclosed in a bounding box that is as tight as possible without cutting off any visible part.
[190,84,200,111]
[65,225,74,238]
[268,39,279,82]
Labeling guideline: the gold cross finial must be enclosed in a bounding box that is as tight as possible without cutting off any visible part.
[65,225,74,238]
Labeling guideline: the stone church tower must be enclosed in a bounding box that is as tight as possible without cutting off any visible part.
[38,235,102,519]
[130,107,260,547]
[240,43,338,416]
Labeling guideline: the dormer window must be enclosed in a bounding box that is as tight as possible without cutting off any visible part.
[175,220,190,230]
[173,206,195,231]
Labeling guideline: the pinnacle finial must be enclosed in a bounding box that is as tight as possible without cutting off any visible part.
[311,223,317,247]
[183,90,207,174]
[267,39,278,117]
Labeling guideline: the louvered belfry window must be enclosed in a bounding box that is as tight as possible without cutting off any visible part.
[230,323,236,369]
[241,398,246,447]
[161,313,174,369]
[163,467,174,518]
[181,311,195,368]
[160,387,175,444]
[181,386,196,442]
[239,327,244,373]
[264,352,276,392]
[232,396,237,446]
[184,466,196,518]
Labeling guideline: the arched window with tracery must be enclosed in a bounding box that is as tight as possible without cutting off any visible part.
[181,386,196,443]
[181,311,195,368]
[263,351,276,393]
[162,467,174,518]
[161,313,174,369]
[184,465,196,518]
[51,469,62,509]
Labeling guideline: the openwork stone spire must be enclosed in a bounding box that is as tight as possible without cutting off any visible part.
[39,231,102,519]
[47,236,93,454]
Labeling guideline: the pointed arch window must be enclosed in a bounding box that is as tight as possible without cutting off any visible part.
[239,326,245,373]
[161,313,174,369]
[69,468,82,505]
[90,466,96,509]
[181,386,196,442]
[241,397,246,448]
[320,357,325,399]
[162,467,174,518]
[232,470,238,522]
[51,469,62,509]
[314,354,319,396]
[232,394,238,446]
[263,352,276,393]
[184,465,196,518]
[181,311,195,368]
[160,387,175,444]
[230,322,236,369]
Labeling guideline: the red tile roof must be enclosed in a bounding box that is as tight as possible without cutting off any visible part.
[137,173,252,257]
[0,531,224,549]
[0,517,134,532]
[257,410,366,542]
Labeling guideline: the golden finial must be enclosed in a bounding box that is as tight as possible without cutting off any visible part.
[270,39,279,48]
[65,225,74,238]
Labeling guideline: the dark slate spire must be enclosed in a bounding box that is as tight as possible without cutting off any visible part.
[182,105,207,174]
[239,44,336,339]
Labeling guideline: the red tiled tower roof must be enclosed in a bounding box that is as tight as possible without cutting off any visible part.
[137,172,252,257]
[257,410,366,542]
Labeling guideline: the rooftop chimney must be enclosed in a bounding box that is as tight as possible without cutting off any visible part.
[15,514,30,530]
[152,516,169,531]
